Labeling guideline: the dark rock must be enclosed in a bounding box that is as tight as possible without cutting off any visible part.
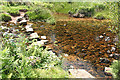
[17,18,23,22]
[113,53,120,60]
[24,14,29,18]
[19,9,28,12]
[68,11,73,17]
[99,52,102,54]
[9,13,20,17]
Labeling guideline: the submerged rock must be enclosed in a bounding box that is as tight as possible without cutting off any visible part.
[100,58,110,63]
[107,50,111,54]
[111,47,116,52]
[105,36,110,42]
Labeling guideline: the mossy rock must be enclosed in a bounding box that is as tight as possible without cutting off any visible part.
[0,13,12,22]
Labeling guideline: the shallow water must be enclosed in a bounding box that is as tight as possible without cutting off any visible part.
[32,21,118,77]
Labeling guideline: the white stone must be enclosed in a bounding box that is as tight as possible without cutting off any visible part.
[70,65,74,69]
[99,35,104,38]
[105,67,112,72]
[64,54,68,57]
[68,69,95,78]
[41,36,47,39]
[30,32,39,39]
[26,28,33,32]
[111,47,116,52]
[20,20,27,23]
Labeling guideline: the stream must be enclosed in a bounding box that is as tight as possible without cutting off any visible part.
[0,18,119,78]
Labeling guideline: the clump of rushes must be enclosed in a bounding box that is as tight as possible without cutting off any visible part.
[0,13,12,22]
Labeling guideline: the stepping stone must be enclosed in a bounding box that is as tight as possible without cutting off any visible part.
[26,28,34,33]
[68,69,95,78]
[64,54,69,57]
[30,32,39,39]
[19,20,27,26]
[41,36,46,39]
[25,24,33,29]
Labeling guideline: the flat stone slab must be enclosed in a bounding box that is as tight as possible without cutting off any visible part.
[41,36,47,39]
[68,69,95,78]
[30,32,39,39]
